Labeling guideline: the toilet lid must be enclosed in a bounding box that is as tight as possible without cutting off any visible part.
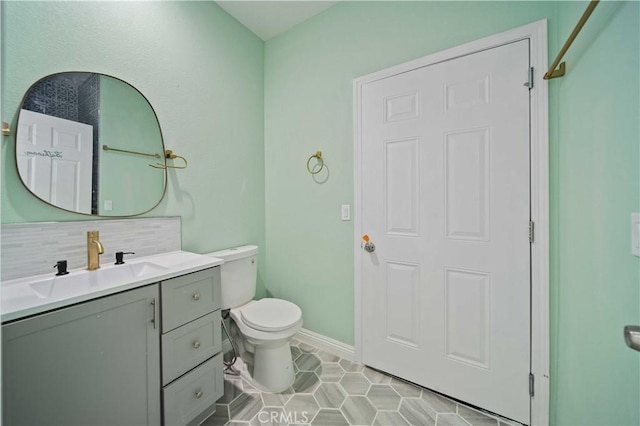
[241,298,302,332]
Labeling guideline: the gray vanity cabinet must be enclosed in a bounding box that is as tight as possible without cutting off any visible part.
[2,266,223,426]
[2,284,161,426]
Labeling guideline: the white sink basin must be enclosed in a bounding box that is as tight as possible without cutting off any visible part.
[1,251,224,322]
[29,262,169,299]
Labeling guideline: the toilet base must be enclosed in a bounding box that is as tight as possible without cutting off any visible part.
[231,343,295,393]
[252,342,296,392]
[229,321,297,393]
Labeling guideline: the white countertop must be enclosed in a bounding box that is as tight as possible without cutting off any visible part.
[1,251,223,323]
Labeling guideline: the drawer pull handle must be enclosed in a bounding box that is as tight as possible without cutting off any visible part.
[195,390,203,399]
[193,341,201,349]
[192,293,201,301]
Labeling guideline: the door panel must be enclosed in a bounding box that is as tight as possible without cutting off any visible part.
[16,109,93,213]
[361,40,531,423]
[384,260,421,347]
[444,268,491,368]
[385,138,420,236]
[444,128,491,241]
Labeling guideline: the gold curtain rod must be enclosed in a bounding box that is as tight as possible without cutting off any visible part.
[544,0,600,80]
[102,144,162,159]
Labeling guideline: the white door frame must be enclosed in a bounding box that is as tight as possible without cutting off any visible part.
[353,20,549,425]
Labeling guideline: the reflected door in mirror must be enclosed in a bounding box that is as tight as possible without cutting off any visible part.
[17,110,93,214]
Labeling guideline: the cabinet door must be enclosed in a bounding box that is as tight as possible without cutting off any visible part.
[2,285,161,426]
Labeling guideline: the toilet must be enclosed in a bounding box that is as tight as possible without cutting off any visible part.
[206,245,302,393]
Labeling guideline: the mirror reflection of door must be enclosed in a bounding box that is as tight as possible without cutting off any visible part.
[19,72,100,214]
[16,110,93,214]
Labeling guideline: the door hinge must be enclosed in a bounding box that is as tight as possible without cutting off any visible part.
[529,373,535,397]
[523,67,534,89]
[529,221,535,243]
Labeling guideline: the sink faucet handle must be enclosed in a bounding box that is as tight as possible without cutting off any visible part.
[53,260,69,276]
[115,251,136,265]
[86,231,104,271]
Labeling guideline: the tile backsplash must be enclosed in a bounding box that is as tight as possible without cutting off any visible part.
[1,217,181,281]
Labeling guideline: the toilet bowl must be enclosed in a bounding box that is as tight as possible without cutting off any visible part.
[206,246,303,393]
[229,299,302,391]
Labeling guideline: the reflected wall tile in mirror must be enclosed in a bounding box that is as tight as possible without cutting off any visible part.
[24,76,80,122]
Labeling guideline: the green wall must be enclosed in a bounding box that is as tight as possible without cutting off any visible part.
[0,1,267,296]
[552,2,640,424]
[98,75,165,216]
[264,1,639,424]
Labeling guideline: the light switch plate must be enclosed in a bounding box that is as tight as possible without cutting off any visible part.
[341,204,351,221]
[632,213,640,256]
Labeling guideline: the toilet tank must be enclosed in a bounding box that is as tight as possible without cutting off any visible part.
[205,245,258,309]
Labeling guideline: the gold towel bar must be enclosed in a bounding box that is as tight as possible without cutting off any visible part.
[544,0,599,80]
[102,145,161,159]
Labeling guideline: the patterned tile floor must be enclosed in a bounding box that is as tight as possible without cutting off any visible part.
[205,339,518,426]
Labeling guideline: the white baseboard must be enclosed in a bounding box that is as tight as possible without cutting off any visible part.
[295,328,355,362]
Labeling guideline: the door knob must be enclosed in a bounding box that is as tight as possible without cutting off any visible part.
[362,234,376,253]
[624,325,640,352]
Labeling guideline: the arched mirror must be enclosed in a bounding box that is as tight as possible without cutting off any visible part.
[15,72,167,216]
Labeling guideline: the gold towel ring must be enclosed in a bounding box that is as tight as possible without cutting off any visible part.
[150,149,188,169]
[306,151,324,174]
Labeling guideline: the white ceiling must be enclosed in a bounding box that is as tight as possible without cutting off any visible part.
[216,1,337,41]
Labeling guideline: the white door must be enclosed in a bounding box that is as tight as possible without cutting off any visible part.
[361,40,531,423]
[16,110,93,214]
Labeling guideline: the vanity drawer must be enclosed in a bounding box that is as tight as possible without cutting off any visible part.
[163,353,223,426]
[161,267,220,332]
[162,311,221,385]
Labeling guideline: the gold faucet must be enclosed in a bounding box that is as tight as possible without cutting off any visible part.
[87,231,104,270]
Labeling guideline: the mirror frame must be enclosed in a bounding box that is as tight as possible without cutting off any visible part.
[15,71,168,217]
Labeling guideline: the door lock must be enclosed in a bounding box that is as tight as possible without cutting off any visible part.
[362,234,376,253]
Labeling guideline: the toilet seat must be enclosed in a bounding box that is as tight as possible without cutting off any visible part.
[229,299,303,342]
[241,298,302,332]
